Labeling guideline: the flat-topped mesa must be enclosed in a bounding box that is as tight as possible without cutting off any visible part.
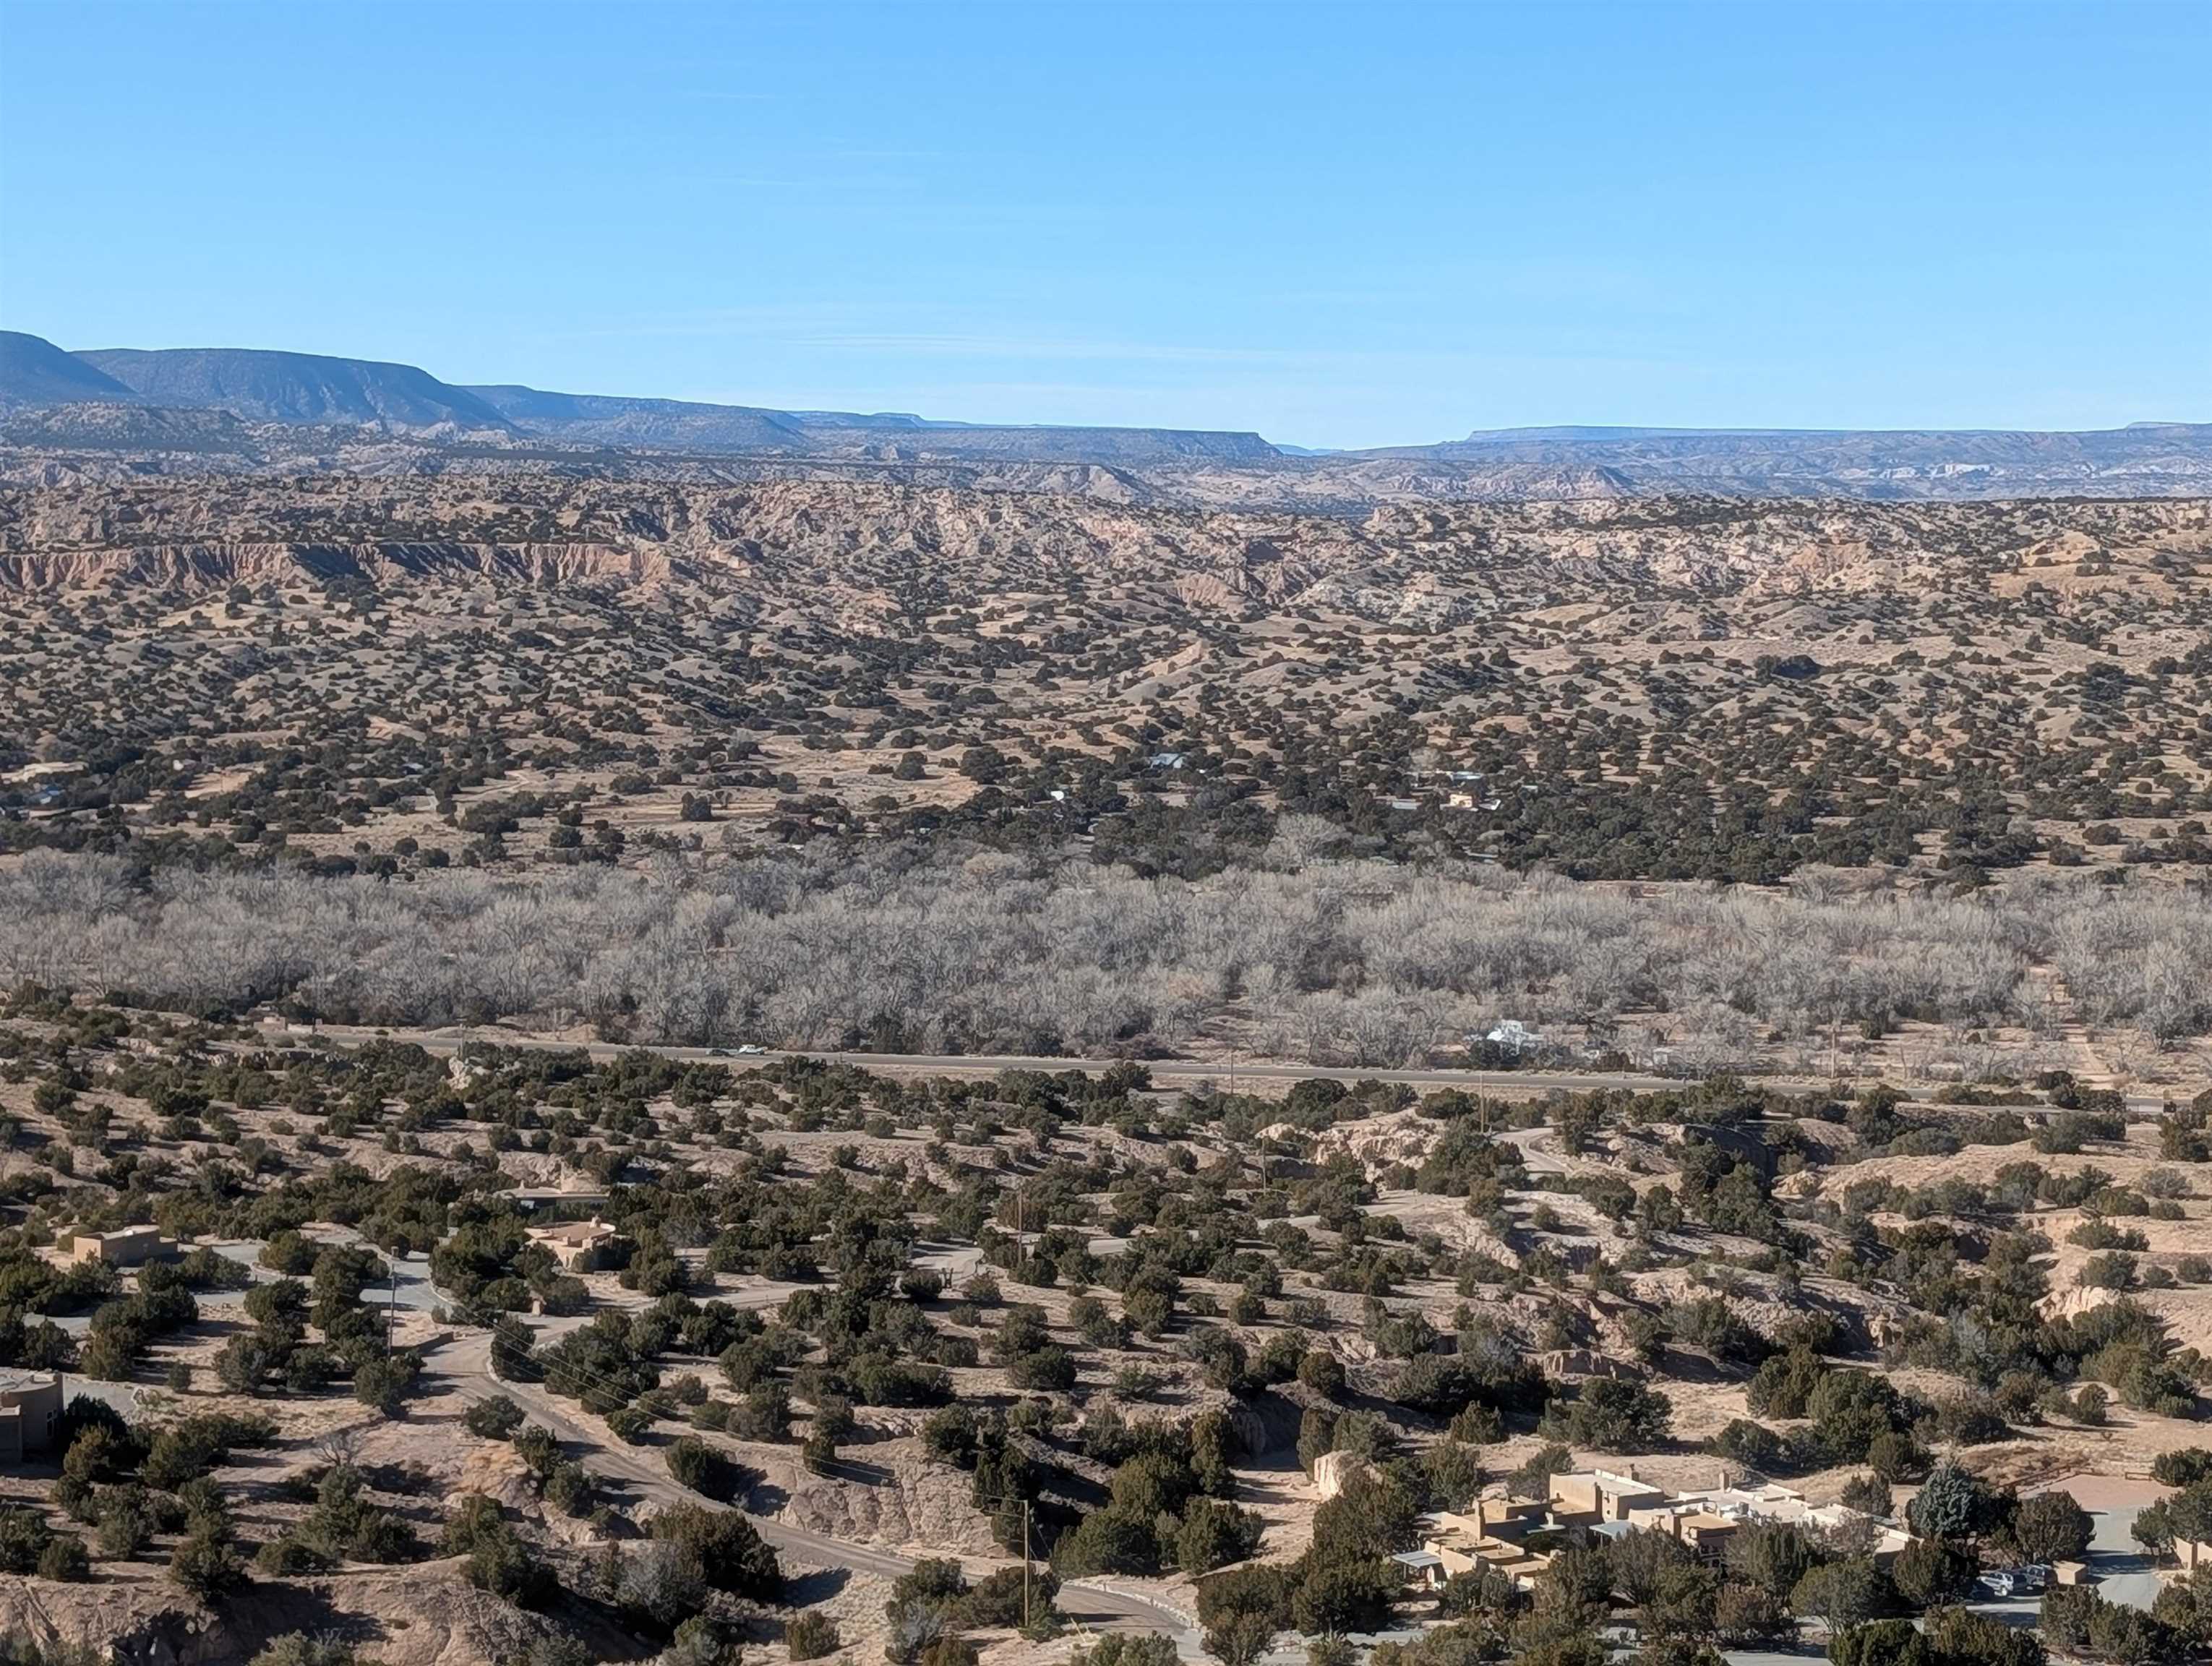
[10,331,2210,499]
[74,346,518,432]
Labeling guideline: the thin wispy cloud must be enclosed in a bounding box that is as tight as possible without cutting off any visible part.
[785,333,1689,375]
[788,333,1308,365]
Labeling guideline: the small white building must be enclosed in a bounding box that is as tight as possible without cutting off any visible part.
[1485,1020,1544,1056]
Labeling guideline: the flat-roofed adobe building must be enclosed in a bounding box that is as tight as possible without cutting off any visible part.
[0,1370,61,1465]
[526,1216,622,1273]
[60,1225,174,1268]
[1408,1469,1916,1594]
[1549,1467,1668,1526]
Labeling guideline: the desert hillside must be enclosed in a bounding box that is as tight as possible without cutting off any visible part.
[3,479,2209,892]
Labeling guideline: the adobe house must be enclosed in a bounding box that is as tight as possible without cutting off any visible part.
[1549,1467,1668,1525]
[526,1216,622,1273]
[0,1371,62,1466]
[60,1225,174,1268]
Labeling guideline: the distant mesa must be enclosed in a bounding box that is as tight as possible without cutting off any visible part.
[0,330,1279,466]
[1380,421,2212,479]
[0,330,143,407]
[461,381,1280,465]
[463,384,810,450]
[75,345,515,430]
[1,329,2208,499]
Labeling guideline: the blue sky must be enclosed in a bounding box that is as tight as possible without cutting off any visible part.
[2,1,2206,448]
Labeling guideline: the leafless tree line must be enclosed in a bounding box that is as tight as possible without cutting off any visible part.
[2,845,2208,1067]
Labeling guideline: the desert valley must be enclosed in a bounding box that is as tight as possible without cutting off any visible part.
[1,317,2212,1666]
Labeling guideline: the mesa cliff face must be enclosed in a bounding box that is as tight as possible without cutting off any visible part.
[6,471,2205,602]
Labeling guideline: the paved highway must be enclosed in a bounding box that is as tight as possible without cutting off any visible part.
[290,1022,1678,1096]
[293,1023,2178,1112]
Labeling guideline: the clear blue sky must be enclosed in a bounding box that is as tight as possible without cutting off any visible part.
[2,1,2206,448]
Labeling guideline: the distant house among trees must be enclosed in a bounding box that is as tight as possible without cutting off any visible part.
[0,1371,61,1465]
[526,1217,623,1273]
[1484,1020,1544,1057]
[60,1226,174,1268]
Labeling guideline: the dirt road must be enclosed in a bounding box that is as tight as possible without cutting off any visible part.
[1499,1124,1569,1175]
